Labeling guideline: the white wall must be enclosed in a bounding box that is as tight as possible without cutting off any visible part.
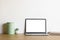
[0,0,60,34]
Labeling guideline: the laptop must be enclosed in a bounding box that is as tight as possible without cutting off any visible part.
[24,18,48,36]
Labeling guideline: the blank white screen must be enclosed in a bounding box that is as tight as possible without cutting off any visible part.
[26,20,45,32]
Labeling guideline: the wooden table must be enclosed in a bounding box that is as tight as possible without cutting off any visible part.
[0,34,60,40]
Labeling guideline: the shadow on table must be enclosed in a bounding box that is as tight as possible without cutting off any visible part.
[48,32,60,36]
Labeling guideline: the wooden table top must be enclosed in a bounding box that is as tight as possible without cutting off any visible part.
[0,34,60,40]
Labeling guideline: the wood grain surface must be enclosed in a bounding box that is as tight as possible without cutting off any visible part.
[0,33,60,40]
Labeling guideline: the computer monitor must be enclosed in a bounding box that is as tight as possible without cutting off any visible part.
[24,18,48,35]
